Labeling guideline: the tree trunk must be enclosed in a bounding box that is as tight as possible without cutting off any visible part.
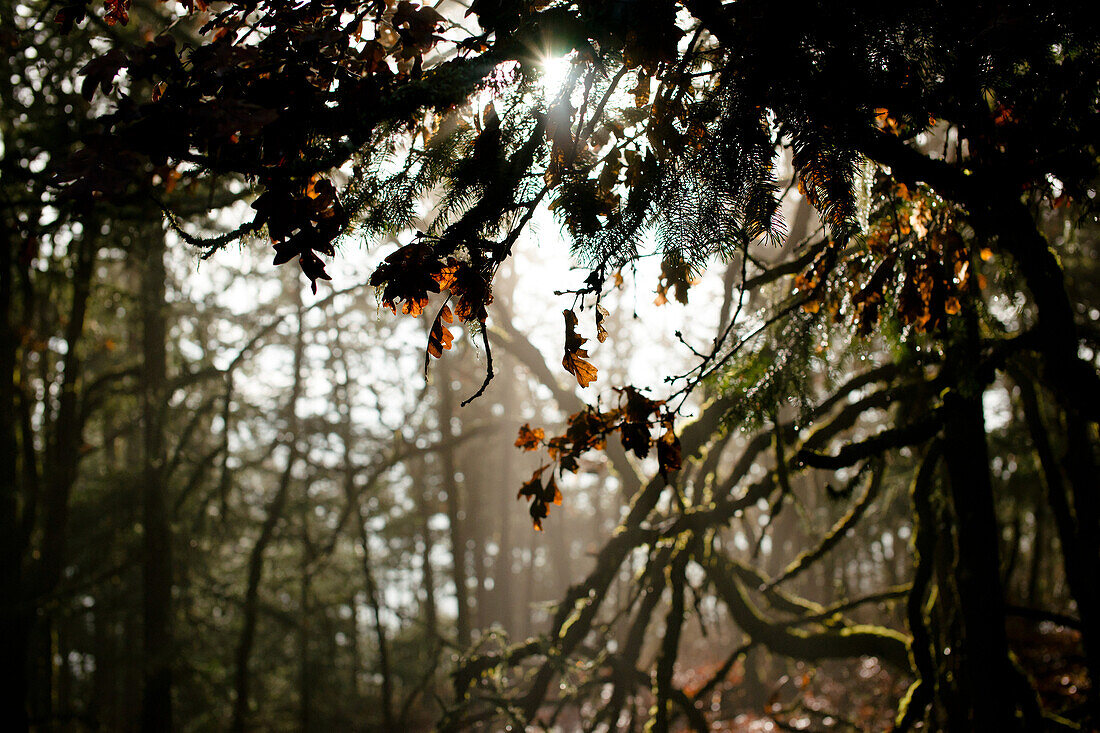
[141,228,174,733]
[937,311,1026,731]
[40,229,94,601]
[298,513,313,733]
[19,227,96,731]
[0,213,30,730]
[356,503,396,731]
[414,457,439,639]
[437,360,472,648]
[1016,372,1100,695]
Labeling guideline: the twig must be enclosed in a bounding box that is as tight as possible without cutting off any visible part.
[460,323,495,406]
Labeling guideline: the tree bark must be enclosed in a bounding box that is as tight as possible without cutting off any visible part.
[0,203,30,731]
[414,458,439,638]
[141,227,174,733]
[298,514,313,733]
[937,309,1026,731]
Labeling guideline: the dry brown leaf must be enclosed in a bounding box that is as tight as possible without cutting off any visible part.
[562,309,598,387]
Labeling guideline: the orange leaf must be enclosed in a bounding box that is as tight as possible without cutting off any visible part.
[562,309,598,387]
[515,424,545,451]
[563,351,598,387]
[426,304,454,360]
[517,465,548,501]
[433,261,458,291]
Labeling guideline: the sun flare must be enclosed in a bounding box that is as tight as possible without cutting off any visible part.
[539,52,574,98]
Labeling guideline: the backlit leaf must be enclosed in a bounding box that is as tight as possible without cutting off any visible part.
[595,303,610,343]
[426,303,454,362]
[562,309,598,387]
[514,423,545,451]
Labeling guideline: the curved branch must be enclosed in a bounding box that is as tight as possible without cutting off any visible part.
[764,459,884,590]
[705,548,911,671]
[798,410,942,470]
[895,442,942,732]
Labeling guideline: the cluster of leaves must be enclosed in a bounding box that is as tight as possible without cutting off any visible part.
[513,386,681,529]
[54,0,134,33]
[369,238,496,367]
[64,0,880,325]
[795,179,978,337]
[258,175,345,291]
[59,0,469,289]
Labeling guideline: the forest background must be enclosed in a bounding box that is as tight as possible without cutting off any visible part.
[1,1,1099,731]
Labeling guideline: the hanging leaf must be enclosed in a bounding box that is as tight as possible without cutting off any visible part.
[517,465,548,501]
[618,386,660,459]
[516,465,557,530]
[655,255,695,305]
[562,309,598,387]
[619,420,650,458]
[595,303,610,343]
[657,421,682,479]
[79,49,128,101]
[529,498,549,531]
[544,475,562,506]
[425,303,454,369]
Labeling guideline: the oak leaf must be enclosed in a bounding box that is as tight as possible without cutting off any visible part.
[514,424,545,451]
[562,309,598,387]
[517,465,548,501]
[516,465,556,531]
[618,386,661,459]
